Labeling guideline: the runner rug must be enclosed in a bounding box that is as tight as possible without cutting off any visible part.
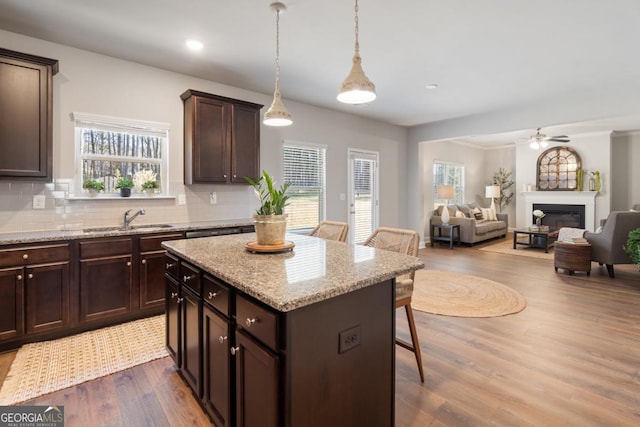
[412,269,527,317]
[0,315,167,405]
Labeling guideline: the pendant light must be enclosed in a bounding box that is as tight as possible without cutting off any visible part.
[337,0,376,104]
[264,2,293,127]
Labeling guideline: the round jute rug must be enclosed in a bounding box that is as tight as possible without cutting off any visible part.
[412,269,527,317]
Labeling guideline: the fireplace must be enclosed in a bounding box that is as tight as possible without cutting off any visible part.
[523,191,597,231]
[533,203,585,230]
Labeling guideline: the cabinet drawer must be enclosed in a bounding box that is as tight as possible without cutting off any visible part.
[180,262,201,295]
[79,238,132,259]
[140,233,183,252]
[165,253,179,280]
[202,274,231,317]
[0,243,69,268]
[236,294,277,351]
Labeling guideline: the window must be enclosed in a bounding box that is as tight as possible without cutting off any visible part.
[433,161,464,208]
[283,142,326,230]
[73,113,170,195]
[536,146,581,191]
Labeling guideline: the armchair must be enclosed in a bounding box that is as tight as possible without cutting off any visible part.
[584,211,640,278]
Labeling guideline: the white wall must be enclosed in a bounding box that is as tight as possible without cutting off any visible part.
[611,131,640,210]
[0,30,407,234]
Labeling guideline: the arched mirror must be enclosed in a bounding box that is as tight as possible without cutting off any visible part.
[536,146,581,191]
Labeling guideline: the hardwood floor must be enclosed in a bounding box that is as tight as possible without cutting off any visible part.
[2,239,639,426]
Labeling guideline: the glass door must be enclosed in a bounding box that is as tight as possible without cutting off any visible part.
[348,149,379,243]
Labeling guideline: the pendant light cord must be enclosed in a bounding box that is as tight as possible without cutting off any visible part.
[274,7,281,94]
[354,0,360,56]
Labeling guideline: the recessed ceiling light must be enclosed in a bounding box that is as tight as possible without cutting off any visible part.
[425,83,439,90]
[185,39,203,51]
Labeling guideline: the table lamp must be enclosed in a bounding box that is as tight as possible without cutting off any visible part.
[437,184,455,224]
[485,185,501,212]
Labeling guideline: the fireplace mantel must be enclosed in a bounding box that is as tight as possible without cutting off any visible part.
[523,191,598,231]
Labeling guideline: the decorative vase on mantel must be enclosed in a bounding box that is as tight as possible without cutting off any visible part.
[253,214,288,246]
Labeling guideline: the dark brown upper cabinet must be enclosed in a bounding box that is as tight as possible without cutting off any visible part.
[181,90,262,185]
[0,48,59,181]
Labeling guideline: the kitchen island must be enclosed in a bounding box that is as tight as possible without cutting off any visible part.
[162,232,424,427]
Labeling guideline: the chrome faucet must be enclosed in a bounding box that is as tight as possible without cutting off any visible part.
[123,209,146,227]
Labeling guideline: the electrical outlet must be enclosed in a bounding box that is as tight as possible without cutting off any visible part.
[210,192,217,205]
[340,193,346,201]
[338,325,361,354]
[33,195,46,209]
[177,194,186,205]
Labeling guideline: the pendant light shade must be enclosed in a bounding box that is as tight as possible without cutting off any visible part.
[264,2,292,127]
[338,0,376,104]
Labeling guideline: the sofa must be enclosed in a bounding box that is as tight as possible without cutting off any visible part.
[430,202,508,246]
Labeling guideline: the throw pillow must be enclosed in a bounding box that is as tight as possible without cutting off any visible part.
[455,210,466,218]
[457,204,472,217]
[480,207,498,221]
[471,207,484,223]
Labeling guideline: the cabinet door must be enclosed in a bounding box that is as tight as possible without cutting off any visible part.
[25,262,70,334]
[0,267,24,340]
[0,50,56,180]
[203,304,231,427]
[230,104,260,183]
[187,96,229,184]
[166,275,180,365]
[79,255,132,323]
[181,286,202,397]
[234,330,279,427]
[140,250,167,310]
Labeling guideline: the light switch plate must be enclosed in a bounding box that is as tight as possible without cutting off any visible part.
[177,194,186,205]
[210,192,217,205]
[33,195,46,209]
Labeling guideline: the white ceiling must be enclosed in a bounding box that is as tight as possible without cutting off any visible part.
[2,0,640,147]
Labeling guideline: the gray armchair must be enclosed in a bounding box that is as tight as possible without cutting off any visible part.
[584,211,640,278]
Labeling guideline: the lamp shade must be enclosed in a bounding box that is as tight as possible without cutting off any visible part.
[485,185,500,199]
[437,185,454,200]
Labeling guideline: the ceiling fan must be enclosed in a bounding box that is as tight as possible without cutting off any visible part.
[527,127,570,149]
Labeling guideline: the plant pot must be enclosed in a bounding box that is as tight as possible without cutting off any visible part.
[253,214,287,246]
[120,188,131,197]
[144,189,156,197]
[88,189,99,197]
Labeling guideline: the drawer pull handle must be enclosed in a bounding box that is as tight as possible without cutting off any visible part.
[17,274,23,281]
[183,275,193,282]
[171,292,178,299]
[245,317,257,327]
[218,335,227,344]
[208,291,218,299]
[127,261,132,267]
[141,259,147,265]
[28,273,33,279]
[177,297,184,303]
[166,263,176,269]
[230,346,239,356]
[23,254,29,260]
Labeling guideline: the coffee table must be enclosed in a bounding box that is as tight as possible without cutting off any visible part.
[513,228,554,253]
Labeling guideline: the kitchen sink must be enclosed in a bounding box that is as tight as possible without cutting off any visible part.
[82,224,174,233]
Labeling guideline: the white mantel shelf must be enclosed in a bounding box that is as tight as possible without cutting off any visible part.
[522,191,598,231]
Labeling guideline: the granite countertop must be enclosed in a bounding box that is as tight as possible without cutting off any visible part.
[162,233,424,312]
[0,218,254,245]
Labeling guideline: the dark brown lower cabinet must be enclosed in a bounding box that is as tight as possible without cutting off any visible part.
[181,286,201,397]
[140,233,183,311]
[0,267,24,340]
[25,262,70,334]
[166,275,180,365]
[79,255,132,323]
[234,330,279,427]
[203,304,231,427]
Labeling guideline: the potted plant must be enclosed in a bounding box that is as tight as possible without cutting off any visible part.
[624,228,640,270]
[115,176,134,197]
[134,169,159,196]
[83,179,104,197]
[245,170,291,246]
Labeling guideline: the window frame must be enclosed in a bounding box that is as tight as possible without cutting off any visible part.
[72,112,170,197]
[282,140,327,232]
